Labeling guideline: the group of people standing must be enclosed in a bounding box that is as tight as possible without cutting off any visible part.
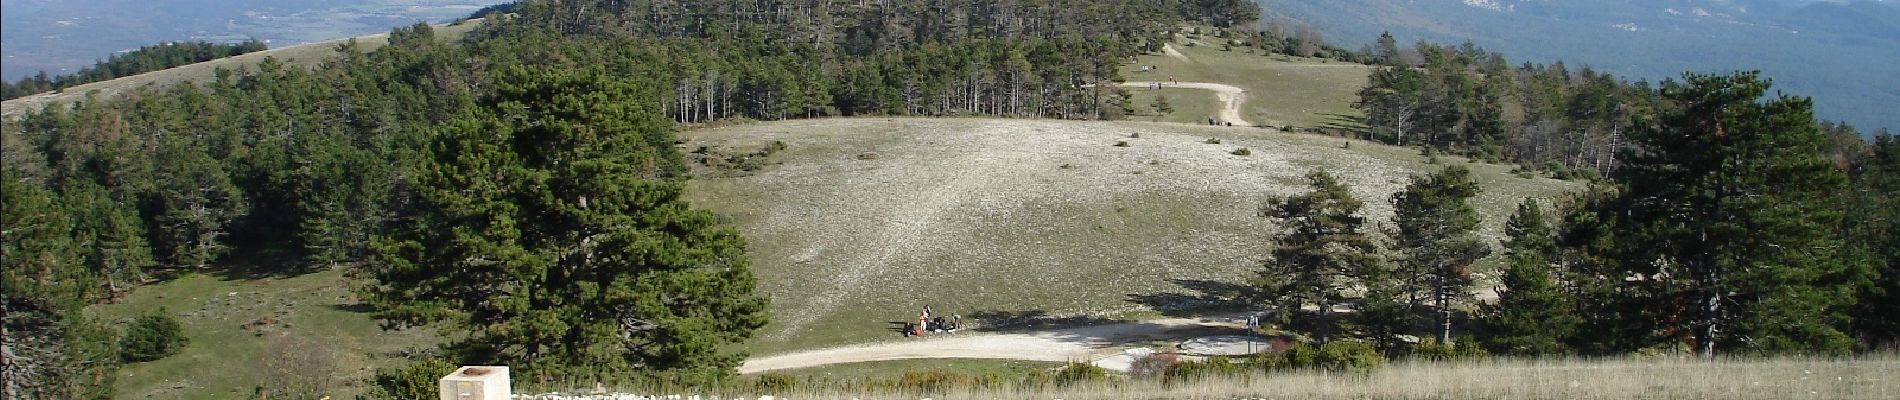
[905,305,961,337]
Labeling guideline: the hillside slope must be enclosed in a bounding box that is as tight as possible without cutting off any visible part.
[0,18,485,118]
[681,118,1580,354]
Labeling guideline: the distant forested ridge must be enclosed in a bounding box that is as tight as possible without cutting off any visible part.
[0,0,1252,396]
[1253,0,1900,135]
[0,40,268,100]
[1350,35,1884,182]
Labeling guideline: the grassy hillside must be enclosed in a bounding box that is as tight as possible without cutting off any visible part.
[91,269,442,400]
[1119,37,1373,129]
[82,116,1578,397]
[681,118,1580,355]
[0,18,486,118]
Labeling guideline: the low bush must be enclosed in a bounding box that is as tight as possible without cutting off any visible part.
[119,308,188,362]
[1231,148,1252,156]
[1051,362,1107,386]
[363,358,457,400]
[1410,337,1490,362]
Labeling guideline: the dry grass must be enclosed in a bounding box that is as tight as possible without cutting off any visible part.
[616,356,1895,400]
[1047,356,1894,400]
[681,118,1579,355]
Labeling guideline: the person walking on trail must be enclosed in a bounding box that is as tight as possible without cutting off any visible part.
[1170,75,1178,85]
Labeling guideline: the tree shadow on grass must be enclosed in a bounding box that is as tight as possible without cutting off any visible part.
[1125,278,1258,318]
[965,309,1126,333]
[964,308,1247,349]
[1316,112,1371,138]
[207,242,323,281]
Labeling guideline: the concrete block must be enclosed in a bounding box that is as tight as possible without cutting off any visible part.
[440,366,511,400]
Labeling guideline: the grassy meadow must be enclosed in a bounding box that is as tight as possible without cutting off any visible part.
[91,268,442,400]
[1119,35,1373,129]
[682,118,1579,355]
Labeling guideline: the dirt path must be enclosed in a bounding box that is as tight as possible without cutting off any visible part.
[1117,81,1251,127]
[739,315,1244,373]
[1161,43,1191,62]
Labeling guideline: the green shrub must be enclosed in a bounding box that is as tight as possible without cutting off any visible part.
[1231,147,1252,156]
[1051,362,1106,386]
[1115,141,1131,147]
[1314,341,1385,373]
[898,370,969,393]
[1205,137,1222,144]
[1161,356,1245,384]
[362,358,457,400]
[1410,337,1490,362]
[754,372,801,391]
[119,308,188,362]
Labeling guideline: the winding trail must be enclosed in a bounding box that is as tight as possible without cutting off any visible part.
[740,315,1245,373]
[1161,43,1191,62]
[1116,81,1251,127]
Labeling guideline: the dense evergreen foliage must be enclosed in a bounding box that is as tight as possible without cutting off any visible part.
[1480,199,1578,356]
[1388,166,1489,344]
[1,40,268,100]
[1355,37,1653,178]
[1252,170,1380,343]
[359,66,768,382]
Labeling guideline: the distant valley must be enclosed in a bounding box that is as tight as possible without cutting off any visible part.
[0,0,510,80]
[1255,0,1900,134]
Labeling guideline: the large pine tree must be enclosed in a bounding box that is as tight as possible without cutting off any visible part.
[1619,71,1854,356]
[2,171,120,400]
[1390,165,1491,344]
[359,66,768,381]
[1848,133,1900,347]
[1482,199,1579,355]
[1254,170,1380,343]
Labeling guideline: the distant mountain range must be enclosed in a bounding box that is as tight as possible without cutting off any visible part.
[1256,0,1900,134]
[0,0,511,81]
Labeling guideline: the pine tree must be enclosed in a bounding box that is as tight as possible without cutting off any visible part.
[1391,165,1491,344]
[1482,199,1579,355]
[1619,71,1854,356]
[148,138,246,269]
[360,66,768,382]
[1254,170,1380,343]
[3,171,119,400]
[1849,133,1900,347]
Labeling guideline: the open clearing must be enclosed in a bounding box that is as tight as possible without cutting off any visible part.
[1114,81,1250,126]
[682,118,1581,355]
[91,269,441,400]
[1125,37,1373,129]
